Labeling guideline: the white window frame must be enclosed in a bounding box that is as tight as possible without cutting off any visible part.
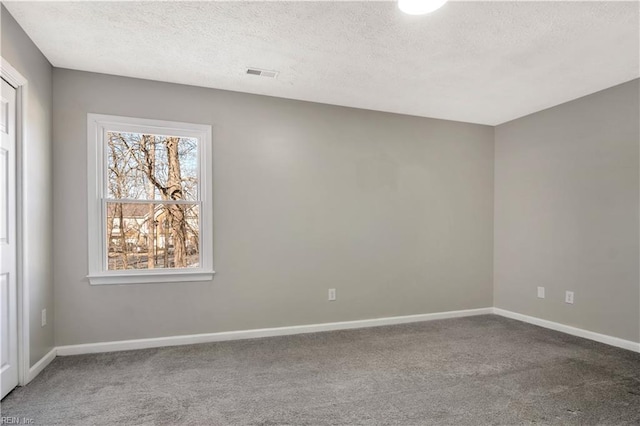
[87,114,214,285]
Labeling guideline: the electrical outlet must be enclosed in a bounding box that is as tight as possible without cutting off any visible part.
[328,288,336,301]
[565,291,574,304]
[41,309,47,327]
[537,286,545,299]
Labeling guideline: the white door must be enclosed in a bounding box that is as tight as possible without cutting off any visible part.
[0,78,18,399]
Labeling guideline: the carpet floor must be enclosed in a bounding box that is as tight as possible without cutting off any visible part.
[2,315,640,425]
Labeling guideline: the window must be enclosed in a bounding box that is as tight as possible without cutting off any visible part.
[87,114,213,284]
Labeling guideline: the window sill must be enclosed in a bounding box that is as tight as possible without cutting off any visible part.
[87,270,215,285]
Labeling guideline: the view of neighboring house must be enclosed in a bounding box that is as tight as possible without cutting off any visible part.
[108,202,199,270]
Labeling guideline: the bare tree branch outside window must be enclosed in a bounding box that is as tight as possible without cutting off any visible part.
[106,132,199,270]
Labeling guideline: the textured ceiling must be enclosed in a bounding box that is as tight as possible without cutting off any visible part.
[4,1,639,125]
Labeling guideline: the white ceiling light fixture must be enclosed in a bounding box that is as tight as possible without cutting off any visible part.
[398,0,449,15]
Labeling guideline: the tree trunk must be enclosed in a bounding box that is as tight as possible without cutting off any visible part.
[166,137,187,267]
[144,135,156,269]
[163,213,169,267]
[118,203,127,269]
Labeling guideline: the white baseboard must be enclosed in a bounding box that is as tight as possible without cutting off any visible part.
[25,307,640,384]
[493,308,640,353]
[25,347,57,384]
[56,307,493,356]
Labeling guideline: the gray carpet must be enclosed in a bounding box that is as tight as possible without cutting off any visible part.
[2,315,640,425]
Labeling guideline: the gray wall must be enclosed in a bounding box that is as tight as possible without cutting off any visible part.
[53,68,494,346]
[494,79,640,343]
[1,5,54,366]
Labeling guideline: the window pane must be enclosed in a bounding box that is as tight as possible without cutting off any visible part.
[106,202,200,270]
[107,132,198,202]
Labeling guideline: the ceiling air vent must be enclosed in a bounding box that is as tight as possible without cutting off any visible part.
[246,68,279,79]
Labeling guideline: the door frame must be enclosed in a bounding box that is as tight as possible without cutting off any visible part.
[1,57,29,386]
